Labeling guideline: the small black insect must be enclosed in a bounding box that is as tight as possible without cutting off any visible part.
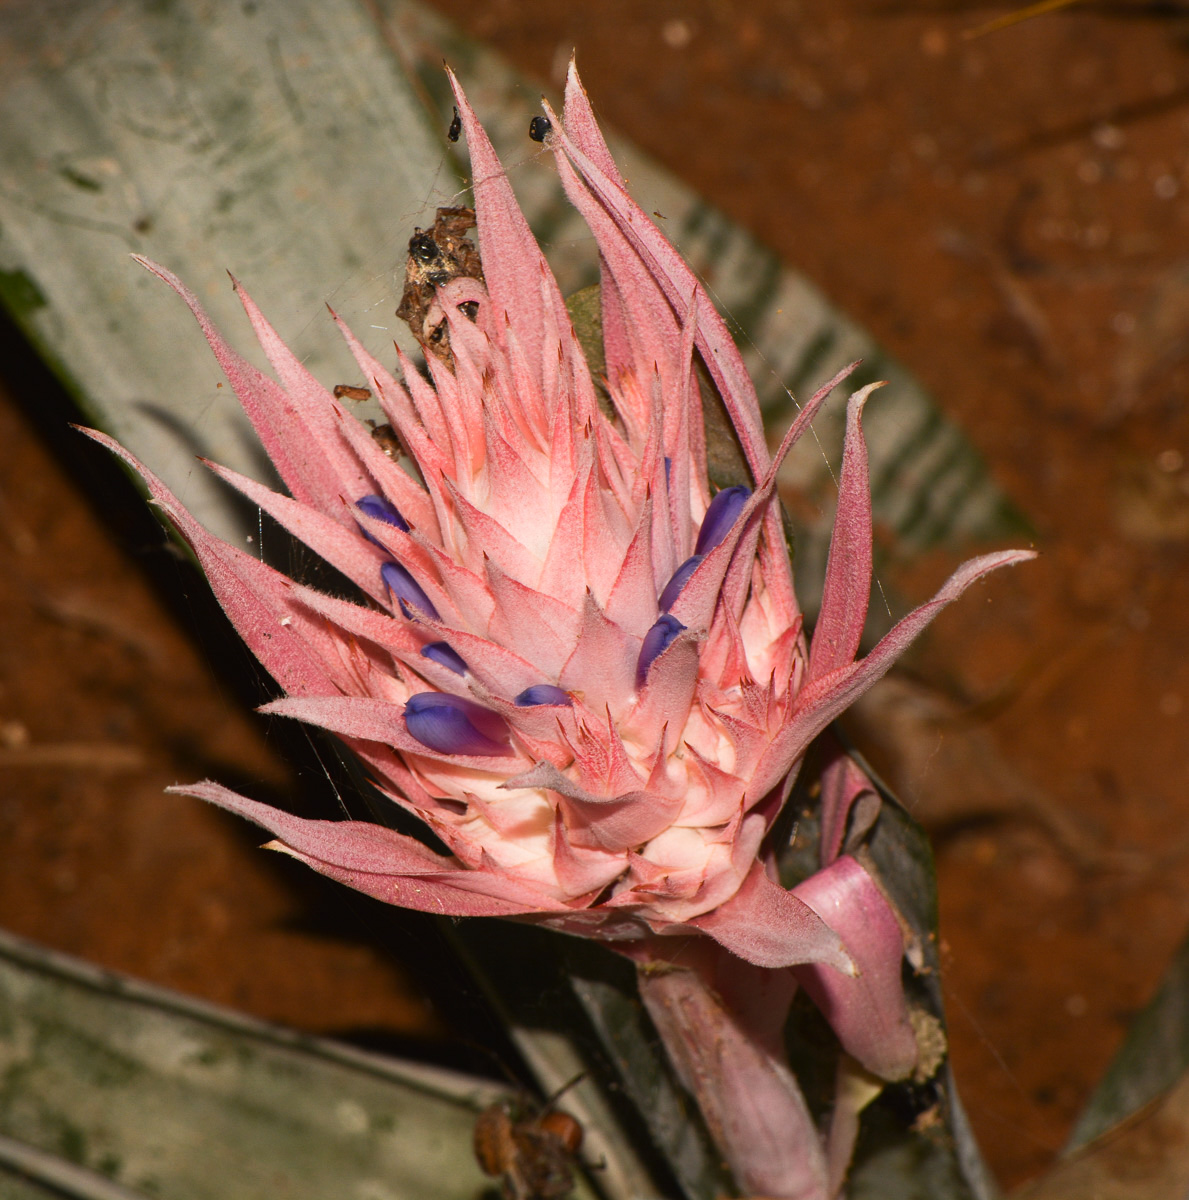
[528,115,552,143]
[408,231,442,266]
[448,106,461,143]
[407,231,452,286]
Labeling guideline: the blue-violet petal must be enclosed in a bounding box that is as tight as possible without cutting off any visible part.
[695,485,751,556]
[659,554,703,611]
[381,561,440,620]
[636,614,686,687]
[514,684,571,707]
[420,641,467,675]
[356,493,409,531]
[404,692,510,756]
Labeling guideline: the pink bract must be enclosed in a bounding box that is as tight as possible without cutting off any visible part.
[88,65,1033,982]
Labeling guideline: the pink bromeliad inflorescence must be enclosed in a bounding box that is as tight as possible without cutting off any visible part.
[90,66,1032,1199]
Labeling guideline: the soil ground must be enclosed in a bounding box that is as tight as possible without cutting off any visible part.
[2,2,1188,1191]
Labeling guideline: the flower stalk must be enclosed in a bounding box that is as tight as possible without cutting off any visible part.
[634,939,828,1199]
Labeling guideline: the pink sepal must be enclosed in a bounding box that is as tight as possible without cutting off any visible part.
[807,383,882,681]
[484,561,579,679]
[447,70,574,393]
[667,360,862,636]
[260,694,518,767]
[130,258,328,511]
[749,548,1037,802]
[558,593,640,714]
[230,278,372,507]
[79,429,345,699]
[506,760,680,854]
[818,741,880,868]
[688,860,853,973]
[546,82,768,477]
[200,459,390,602]
[604,498,660,637]
[173,780,568,915]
